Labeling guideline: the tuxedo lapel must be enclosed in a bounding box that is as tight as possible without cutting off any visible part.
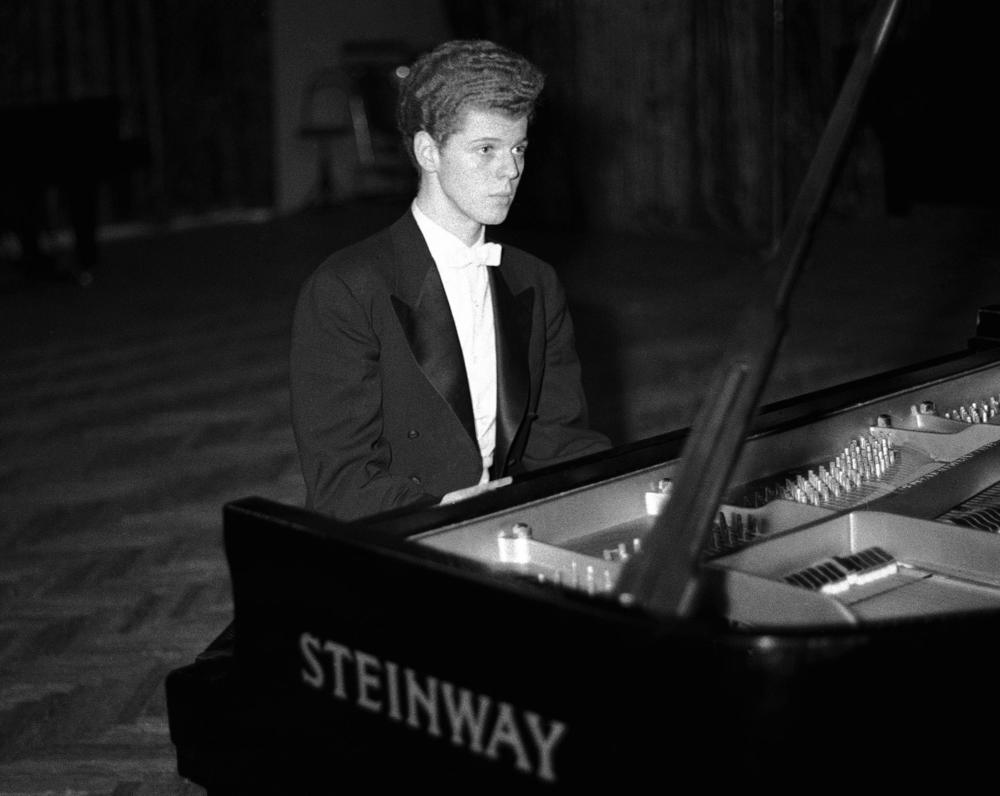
[389,215,478,445]
[491,266,533,476]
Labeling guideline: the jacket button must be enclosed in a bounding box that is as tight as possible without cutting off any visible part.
[409,475,422,485]
[407,429,419,439]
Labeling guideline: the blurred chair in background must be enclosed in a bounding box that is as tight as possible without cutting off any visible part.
[298,40,416,206]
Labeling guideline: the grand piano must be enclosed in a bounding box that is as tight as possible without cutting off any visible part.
[167,1,1000,790]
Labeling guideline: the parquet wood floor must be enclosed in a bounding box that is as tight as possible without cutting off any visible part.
[1,200,997,793]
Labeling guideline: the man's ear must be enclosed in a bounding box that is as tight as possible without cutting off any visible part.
[413,131,439,174]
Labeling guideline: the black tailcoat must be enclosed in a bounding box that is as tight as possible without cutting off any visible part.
[290,211,609,521]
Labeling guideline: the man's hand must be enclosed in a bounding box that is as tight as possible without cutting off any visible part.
[439,476,513,505]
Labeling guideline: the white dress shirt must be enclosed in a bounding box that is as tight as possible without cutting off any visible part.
[411,202,501,484]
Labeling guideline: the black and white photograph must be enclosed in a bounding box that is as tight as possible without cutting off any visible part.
[2,0,1000,791]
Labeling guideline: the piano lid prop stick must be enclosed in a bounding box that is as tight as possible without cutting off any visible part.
[614,0,904,616]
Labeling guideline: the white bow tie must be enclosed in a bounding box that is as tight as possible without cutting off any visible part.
[466,241,502,268]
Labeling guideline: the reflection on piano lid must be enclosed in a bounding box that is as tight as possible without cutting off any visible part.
[782,545,898,594]
[939,480,1000,531]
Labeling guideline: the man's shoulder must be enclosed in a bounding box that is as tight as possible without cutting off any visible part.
[303,213,417,295]
[310,223,396,284]
[497,241,561,290]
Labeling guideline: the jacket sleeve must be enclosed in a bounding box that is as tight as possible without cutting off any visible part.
[290,267,436,521]
[520,273,612,469]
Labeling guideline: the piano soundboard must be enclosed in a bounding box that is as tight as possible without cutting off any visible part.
[415,348,1000,627]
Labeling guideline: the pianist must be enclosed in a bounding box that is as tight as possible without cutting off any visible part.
[290,39,610,522]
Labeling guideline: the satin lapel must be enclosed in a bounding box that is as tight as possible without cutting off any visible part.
[491,266,533,475]
[389,216,477,445]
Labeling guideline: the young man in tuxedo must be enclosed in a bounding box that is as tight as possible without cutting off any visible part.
[291,39,610,522]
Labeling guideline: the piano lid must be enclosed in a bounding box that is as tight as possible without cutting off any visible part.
[614,0,905,617]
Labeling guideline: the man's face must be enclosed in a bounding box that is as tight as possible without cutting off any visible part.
[426,108,528,239]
